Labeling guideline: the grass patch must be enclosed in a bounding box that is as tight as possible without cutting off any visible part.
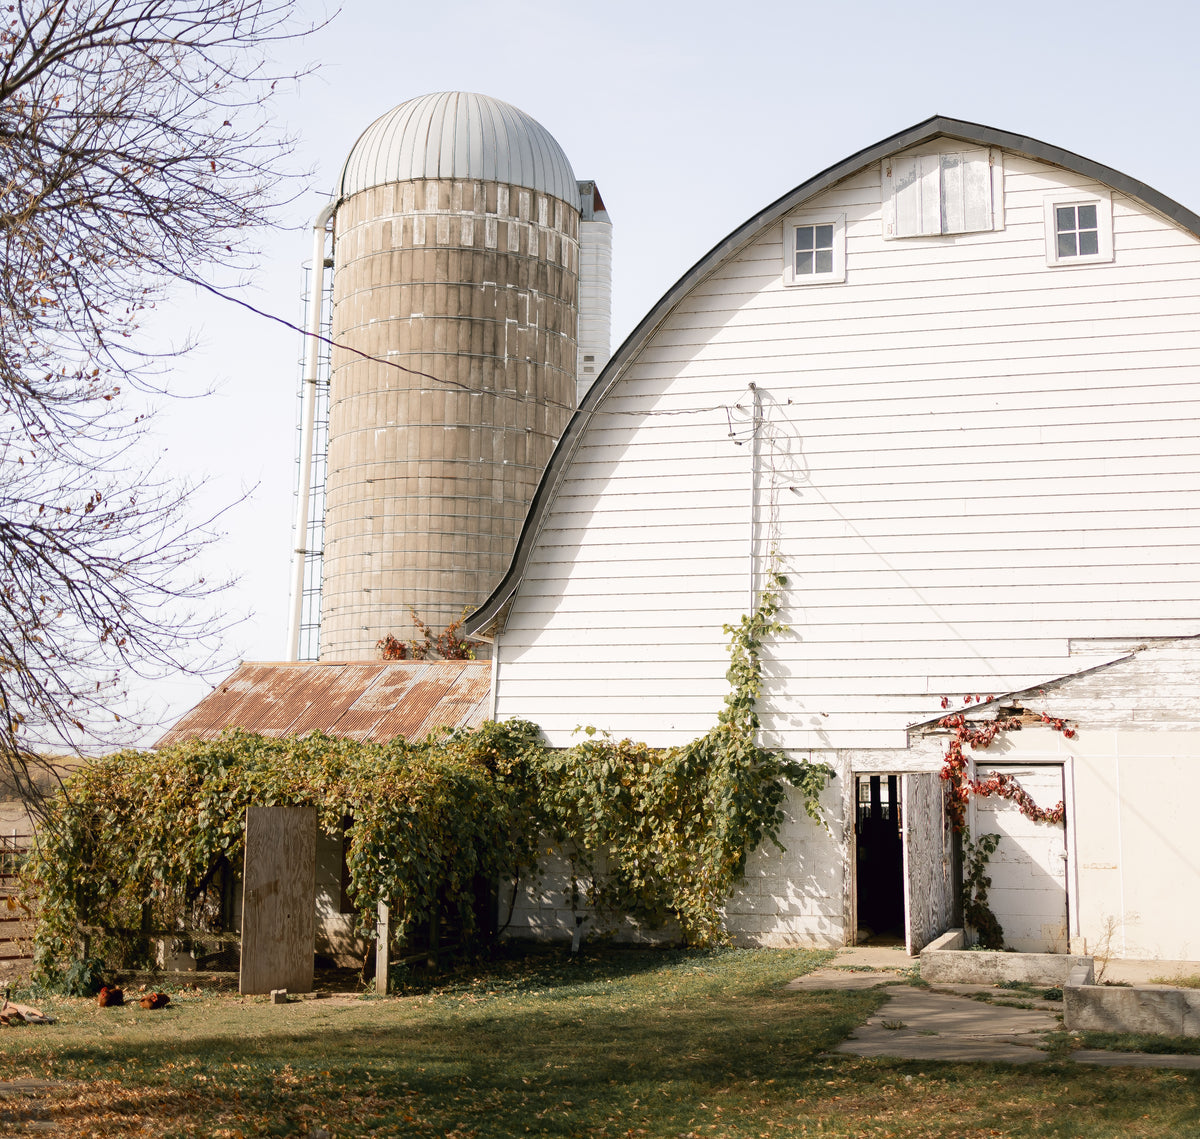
[0,944,1197,1137]
[995,981,1064,1001]
[1046,1029,1200,1057]
[1149,973,1200,989]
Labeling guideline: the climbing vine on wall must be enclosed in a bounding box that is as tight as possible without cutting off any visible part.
[938,708,1071,831]
[23,566,832,982]
[536,563,834,945]
[960,829,1004,950]
[936,701,1074,950]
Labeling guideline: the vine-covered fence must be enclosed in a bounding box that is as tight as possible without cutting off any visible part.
[1,831,34,974]
[21,569,835,989]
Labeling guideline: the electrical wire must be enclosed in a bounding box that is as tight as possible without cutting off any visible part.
[176,266,741,423]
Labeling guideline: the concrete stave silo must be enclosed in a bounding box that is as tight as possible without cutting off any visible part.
[302,91,608,661]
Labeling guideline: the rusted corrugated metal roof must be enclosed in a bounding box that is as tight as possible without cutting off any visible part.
[155,661,491,749]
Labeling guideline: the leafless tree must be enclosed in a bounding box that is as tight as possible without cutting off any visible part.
[0,0,317,805]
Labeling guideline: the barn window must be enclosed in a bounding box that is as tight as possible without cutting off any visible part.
[783,212,846,286]
[881,148,1002,238]
[1043,191,1113,266]
[795,224,834,274]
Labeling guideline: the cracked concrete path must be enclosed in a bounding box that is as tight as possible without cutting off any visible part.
[790,949,1200,1068]
[835,984,1057,1063]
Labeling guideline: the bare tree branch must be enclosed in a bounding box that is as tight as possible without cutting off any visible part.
[0,0,320,806]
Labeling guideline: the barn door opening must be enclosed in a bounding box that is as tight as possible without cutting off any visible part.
[854,775,904,944]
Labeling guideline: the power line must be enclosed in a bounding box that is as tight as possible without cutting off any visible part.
[178,266,744,424]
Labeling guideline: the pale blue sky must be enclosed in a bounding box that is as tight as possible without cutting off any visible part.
[140,0,1200,735]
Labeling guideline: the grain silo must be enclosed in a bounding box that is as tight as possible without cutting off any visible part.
[286,92,612,661]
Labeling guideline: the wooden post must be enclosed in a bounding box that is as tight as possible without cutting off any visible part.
[375,900,389,996]
[427,905,439,970]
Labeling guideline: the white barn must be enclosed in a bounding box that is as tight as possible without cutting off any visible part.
[464,117,1200,962]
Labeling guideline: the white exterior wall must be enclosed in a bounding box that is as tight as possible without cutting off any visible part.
[723,764,850,946]
[501,639,1200,956]
[496,143,1200,756]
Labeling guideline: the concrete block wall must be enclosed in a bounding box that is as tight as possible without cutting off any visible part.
[502,777,846,948]
[724,781,847,947]
[503,846,681,945]
[315,828,366,967]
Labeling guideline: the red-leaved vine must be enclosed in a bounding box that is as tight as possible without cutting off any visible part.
[938,708,1073,831]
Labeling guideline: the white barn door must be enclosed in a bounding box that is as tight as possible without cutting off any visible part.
[973,765,1068,952]
[901,773,954,955]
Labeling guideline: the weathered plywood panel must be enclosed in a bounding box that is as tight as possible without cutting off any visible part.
[902,773,953,955]
[240,806,316,996]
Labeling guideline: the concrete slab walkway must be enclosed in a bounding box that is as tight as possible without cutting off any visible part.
[835,984,1056,1064]
[791,947,1200,1068]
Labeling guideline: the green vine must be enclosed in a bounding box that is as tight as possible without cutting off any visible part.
[960,828,1003,949]
[22,565,833,982]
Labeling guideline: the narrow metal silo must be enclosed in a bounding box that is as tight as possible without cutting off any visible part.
[313,92,597,659]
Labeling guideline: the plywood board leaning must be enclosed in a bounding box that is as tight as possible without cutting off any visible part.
[240,806,316,995]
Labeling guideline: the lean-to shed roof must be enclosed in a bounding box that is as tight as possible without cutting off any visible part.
[463,115,1200,634]
[155,660,491,748]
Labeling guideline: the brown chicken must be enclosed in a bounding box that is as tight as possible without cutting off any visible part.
[139,992,170,1010]
[97,985,124,1007]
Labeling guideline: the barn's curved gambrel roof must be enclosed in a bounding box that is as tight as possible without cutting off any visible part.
[464,114,1200,634]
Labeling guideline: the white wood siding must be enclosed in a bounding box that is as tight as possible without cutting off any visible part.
[496,144,1200,752]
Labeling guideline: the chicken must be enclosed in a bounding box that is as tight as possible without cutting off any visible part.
[138,992,170,1010]
[97,985,124,1007]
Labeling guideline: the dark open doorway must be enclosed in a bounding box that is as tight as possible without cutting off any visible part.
[855,775,905,945]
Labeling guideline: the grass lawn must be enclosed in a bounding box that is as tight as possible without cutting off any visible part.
[2,945,1199,1137]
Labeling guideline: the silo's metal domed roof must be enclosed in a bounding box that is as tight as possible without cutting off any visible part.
[338,91,578,203]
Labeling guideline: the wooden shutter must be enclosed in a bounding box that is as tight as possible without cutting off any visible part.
[940,149,993,234]
[886,154,941,238]
[884,149,997,238]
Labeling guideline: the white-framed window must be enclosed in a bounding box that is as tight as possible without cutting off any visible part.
[783,211,846,285]
[1043,191,1113,266]
[881,148,1003,238]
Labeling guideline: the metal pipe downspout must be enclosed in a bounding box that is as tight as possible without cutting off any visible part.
[286,201,337,661]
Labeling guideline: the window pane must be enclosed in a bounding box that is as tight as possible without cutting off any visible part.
[1058,232,1078,258]
[815,225,834,249]
[1079,229,1099,256]
[795,226,814,251]
[815,249,833,273]
[1056,206,1076,232]
[796,252,814,275]
[1077,203,1097,229]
